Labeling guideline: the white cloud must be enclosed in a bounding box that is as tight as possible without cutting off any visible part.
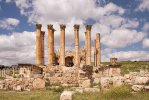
[136,0,149,12]
[0,18,20,30]
[143,23,149,32]
[143,38,149,48]
[101,28,146,48]
[109,51,149,61]
[121,19,139,29]
[101,48,149,62]
[2,0,148,65]
[0,31,35,65]
[7,0,125,24]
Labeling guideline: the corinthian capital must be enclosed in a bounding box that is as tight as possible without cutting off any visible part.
[36,24,42,29]
[86,25,92,30]
[74,24,80,30]
[47,24,53,30]
[60,24,66,30]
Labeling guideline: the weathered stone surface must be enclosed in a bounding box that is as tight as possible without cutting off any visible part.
[60,91,73,100]
[32,78,45,89]
[0,81,4,89]
[124,71,149,86]
[132,85,144,92]
[93,78,100,84]
[144,86,149,91]
[134,77,149,85]
[13,85,22,91]
[112,76,124,86]
[100,77,113,89]
[80,79,91,88]
[84,88,100,92]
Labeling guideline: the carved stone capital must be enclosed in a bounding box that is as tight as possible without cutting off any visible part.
[86,25,92,30]
[60,24,66,30]
[74,24,80,30]
[47,24,53,30]
[96,33,100,38]
[36,24,42,29]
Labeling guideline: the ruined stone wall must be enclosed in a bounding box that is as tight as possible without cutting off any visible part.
[44,66,78,86]
[19,64,43,78]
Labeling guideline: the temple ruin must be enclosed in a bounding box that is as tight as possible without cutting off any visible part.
[33,23,120,86]
[0,24,121,90]
[35,24,100,67]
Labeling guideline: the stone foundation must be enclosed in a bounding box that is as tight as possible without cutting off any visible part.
[44,64,93,87]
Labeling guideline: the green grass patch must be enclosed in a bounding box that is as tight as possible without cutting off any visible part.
[102,61,149,75]
[0,89,60,100]
[74,85,149,100]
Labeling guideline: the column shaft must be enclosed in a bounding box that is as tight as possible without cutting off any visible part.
[96,33,101,66]
[48,25,54,66]
[41,31,45,65]
[86,25,92,65]
[60,24,66,66]
[85,32,87,64]
[94,39,97,66]
[74,25,80,66]
[36,24,42,65]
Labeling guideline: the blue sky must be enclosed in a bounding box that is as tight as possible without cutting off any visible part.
[0,0,149,65]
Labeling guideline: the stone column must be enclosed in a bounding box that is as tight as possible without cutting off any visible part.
[4,68,6,77]
[36,24,42,65]
[0,70,1,77]
[85,32,87,49]
[1,69,3,77]
[86,25,92,65]
[94,39,97,67]
[47,25,54,66]
[60,24,66,66]
[96,33,101,66]
[84,32,87,64]
[74,24,80,66]
[41,31,45,65]
[13,67,15,77]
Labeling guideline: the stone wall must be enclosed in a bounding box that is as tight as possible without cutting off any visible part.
[0,78,45,91]
[44,66,78,86]
[44,64,93,87]
[19,64,43,78]
[97,70,149,92]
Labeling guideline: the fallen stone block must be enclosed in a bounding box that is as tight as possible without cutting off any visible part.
[134,77,149,85]
[32,78,45,89]
[60,91,74,100]
[112,76,124,86]
[100,77,113,89]
[144,86,149,91]
[80,79,91,88]
[132,85,144,92]
[13,85,22,91]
